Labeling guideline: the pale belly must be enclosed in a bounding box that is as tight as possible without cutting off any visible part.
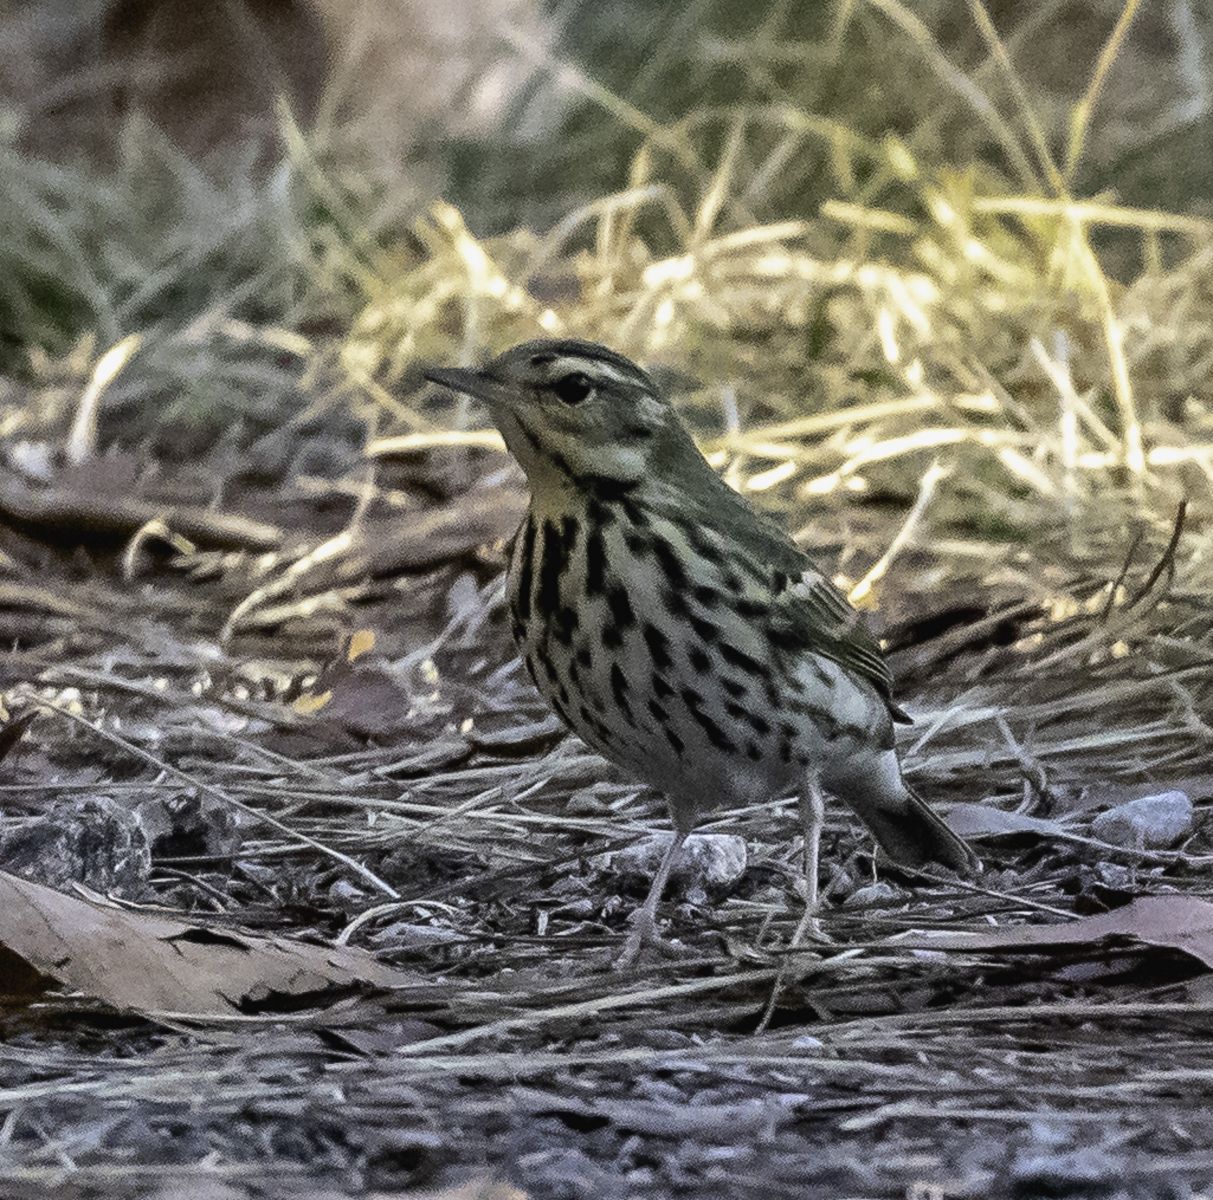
[508,501,890,827]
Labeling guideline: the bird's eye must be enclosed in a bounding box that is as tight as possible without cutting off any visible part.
[552,372,594,406]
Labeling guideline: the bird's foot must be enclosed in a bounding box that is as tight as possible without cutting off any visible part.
[613,906,693,969]
[789,880,834,949]
[789,906,833,950]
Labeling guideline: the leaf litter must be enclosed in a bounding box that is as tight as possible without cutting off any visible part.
[2,442,1212,1199]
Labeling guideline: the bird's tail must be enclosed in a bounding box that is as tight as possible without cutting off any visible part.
[859,784,976,872]
[838,752,977,872]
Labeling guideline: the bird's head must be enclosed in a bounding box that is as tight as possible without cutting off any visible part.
[425,339,680,494]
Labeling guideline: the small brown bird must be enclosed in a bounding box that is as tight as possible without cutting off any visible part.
[427,340,974,963]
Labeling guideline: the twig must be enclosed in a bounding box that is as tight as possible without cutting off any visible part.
[65,334,142,466]
[849,459,949,605]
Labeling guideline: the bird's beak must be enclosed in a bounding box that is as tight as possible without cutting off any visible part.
[424,366,518,410]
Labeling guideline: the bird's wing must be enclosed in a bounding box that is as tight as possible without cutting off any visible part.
[766,563,898,706]
[674,461,903,715]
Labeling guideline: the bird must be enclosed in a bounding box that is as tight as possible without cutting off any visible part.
[425,339,975,965]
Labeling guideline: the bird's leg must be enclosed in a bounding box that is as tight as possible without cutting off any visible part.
[615,829,688,968]
[756,781,830,1033]
[790,776,829,947]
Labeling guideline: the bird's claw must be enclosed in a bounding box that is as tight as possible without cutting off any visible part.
[613,907,693,969]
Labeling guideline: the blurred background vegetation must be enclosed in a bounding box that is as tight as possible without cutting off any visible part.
[1,0,1211,555]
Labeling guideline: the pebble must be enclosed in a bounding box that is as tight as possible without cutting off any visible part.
[843,880,903,907]
[790,1034,825,1051]
[592,832,748,895]
[1091,790,1193,849]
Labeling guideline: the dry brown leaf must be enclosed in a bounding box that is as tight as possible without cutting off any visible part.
[294,664,415,739]
[293,689,334,715]
[946,802,1072,841]
[0,868,416,1019]
[931,896,1213,970]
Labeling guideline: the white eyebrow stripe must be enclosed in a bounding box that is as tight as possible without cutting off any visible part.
[547,357,645,389]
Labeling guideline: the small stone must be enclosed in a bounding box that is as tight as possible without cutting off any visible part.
[1094,861,1132,889]
[328,879,366,905]
[6,440,54,481]
[1091,790,1193,849]
[369,922,460,949]
[790,1034,825,1050]
[592,832,747,895]
[843,880,903,907]
[0,796,150,896]
[827,866,858,896]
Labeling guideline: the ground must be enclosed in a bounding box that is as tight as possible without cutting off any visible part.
[0,460,1210,1199]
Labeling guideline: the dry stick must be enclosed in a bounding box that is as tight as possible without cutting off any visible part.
[65,334,142,467]
[335,898,464,946]
[1122,501,1188,614]
[830,999,1213,1036]
[848,459,949,606]
[1099,541,1144,627]
[0,479,283,552]
[993,712,1047,798]
[904,866,1074,920]
[976,195,1213,238]
[36,699,400,900]
[395,969,780,1058]
[122,518,195,582]
[1093,270,1147,477]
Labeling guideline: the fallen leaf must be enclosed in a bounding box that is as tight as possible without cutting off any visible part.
[293,689,333,715]
[318,1017,445,1056]
[930,896,1213,970]
[947,802,1072,841]
[0,868,416,1019]
[294,664,415,739]
[347,628,377,661]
